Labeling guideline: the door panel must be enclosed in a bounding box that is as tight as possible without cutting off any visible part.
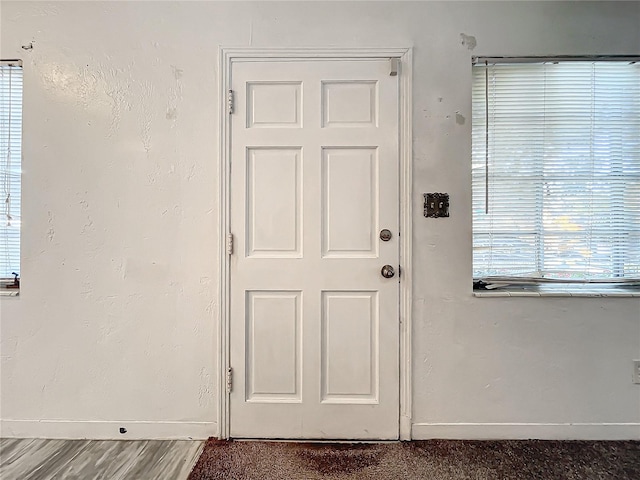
[246,148,302,257]
[322,147,378,257]
[230,59,399,440]
[321,291,378,403]
[322,81,378,127]
[247,82,302,128]
[245,291,302,402]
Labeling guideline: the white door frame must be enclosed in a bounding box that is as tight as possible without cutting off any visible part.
[217,47,413,440]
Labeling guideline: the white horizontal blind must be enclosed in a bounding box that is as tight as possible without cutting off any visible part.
[472,60,640,281]
[0,62,22,279]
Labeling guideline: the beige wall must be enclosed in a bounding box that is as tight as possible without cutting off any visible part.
[1,1,639,439]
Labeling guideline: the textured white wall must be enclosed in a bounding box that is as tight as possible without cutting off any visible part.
[1,1,639,440]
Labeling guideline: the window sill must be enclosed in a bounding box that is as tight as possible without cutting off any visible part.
[473,284,640,298]
[0,289,19,297]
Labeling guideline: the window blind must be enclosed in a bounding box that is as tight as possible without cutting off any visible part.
[472,60,640,282]
[0,61,22,279]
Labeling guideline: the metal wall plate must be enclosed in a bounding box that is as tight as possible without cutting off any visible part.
[424,193,450,218]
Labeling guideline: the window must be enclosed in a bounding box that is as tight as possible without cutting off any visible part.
[472,58,640,285]
[0,60,22,292]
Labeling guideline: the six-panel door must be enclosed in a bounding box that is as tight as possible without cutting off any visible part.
[230,60,399,439]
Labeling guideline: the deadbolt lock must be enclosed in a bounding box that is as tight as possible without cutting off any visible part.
[380,229,392,242]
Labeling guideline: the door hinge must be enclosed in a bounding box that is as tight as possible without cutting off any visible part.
[226,367,233,393]
[227,233,234,255]
[228,89,234,114]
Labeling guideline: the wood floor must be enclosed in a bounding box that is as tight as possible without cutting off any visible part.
[0,438,204,480]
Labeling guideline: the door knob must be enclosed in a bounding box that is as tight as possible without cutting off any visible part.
[381,265,395,279]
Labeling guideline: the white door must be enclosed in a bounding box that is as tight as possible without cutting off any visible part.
[229,59,399,440]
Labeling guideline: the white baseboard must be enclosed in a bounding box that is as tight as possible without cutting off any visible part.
[411,423,640,440]
[4,419,636,441]
[0,420,217,440]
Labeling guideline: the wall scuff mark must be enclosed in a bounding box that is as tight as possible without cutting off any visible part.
[98,64,133,138]
[139,80,154,153]
[47,211,55,242]
[171,65,183,81]
[167,65,184,124]
[166,107,178,120]
[460,33,477,50]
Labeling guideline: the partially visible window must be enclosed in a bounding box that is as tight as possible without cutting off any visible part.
[472,58,640,285]
[0,60,22,293]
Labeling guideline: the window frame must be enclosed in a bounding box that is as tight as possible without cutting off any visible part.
[471,55,640,293]
[0,59,23,296]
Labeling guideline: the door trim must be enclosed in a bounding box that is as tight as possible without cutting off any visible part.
[217,47,413,440]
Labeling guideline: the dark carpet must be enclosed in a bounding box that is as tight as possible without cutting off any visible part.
[188,439,640,480]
